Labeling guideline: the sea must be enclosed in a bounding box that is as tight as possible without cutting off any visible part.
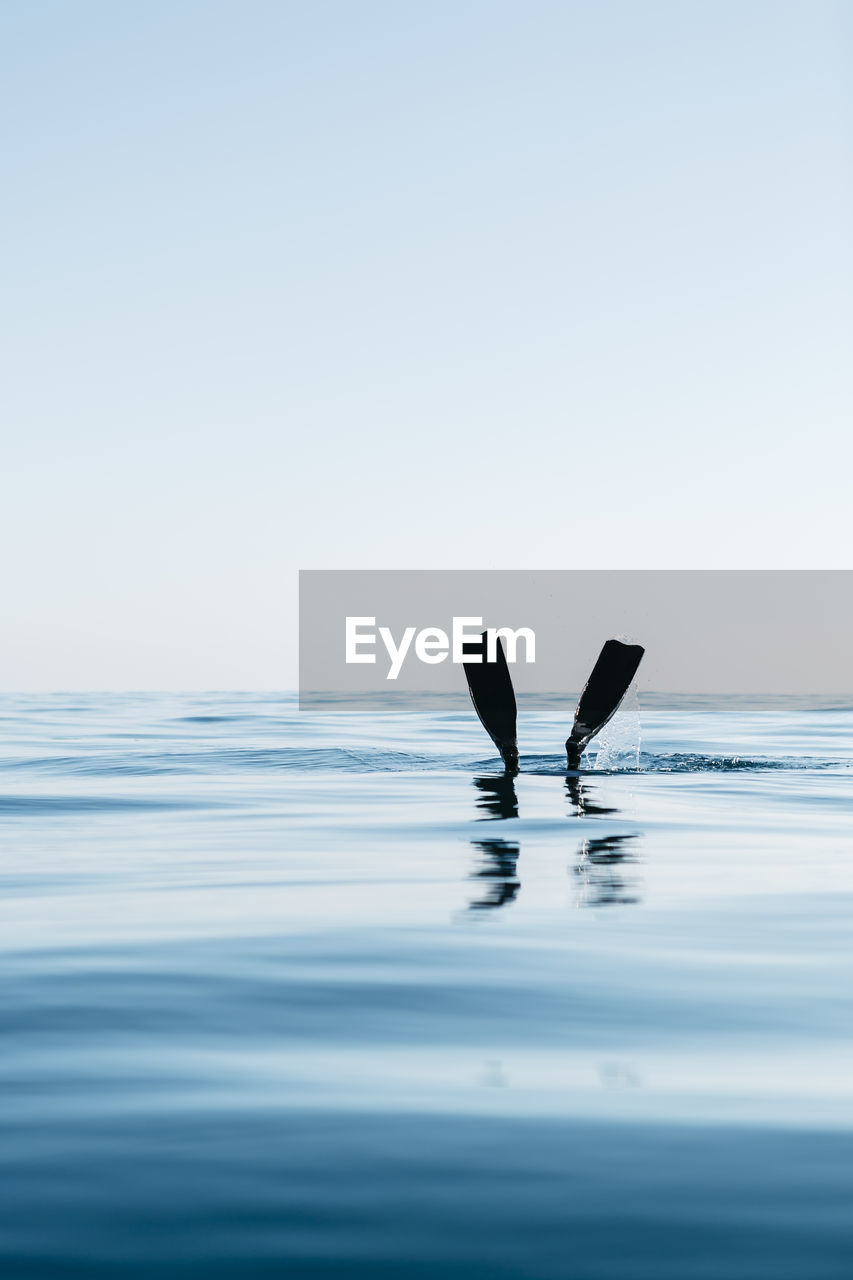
[2,691,853,1278]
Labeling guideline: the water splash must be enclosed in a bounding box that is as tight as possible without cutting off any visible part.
[590,683,641,771]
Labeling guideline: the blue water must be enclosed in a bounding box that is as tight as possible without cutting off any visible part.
[2,693,853,1278]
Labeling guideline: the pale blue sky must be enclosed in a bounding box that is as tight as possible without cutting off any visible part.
[2,1,851,688]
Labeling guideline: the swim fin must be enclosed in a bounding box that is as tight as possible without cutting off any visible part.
[566,639,644,769]
[463,632,519,775]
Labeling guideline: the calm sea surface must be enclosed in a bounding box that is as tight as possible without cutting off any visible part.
[2,692,853,1278]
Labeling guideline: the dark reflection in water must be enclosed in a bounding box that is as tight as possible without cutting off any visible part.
[575,833,640,907]
[469,838,521,910]
[469,774,642,910]
[565,774,619,816]
[474,773,518,820]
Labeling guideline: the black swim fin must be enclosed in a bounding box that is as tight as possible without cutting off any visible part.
[463,632,519,775]
[566,639,644,769]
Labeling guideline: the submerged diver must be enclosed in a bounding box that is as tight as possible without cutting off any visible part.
[463,634,644,774]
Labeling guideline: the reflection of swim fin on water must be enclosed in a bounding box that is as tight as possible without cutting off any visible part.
[463,633,644,773]
[474,773,518,819]
[468,838,521,910]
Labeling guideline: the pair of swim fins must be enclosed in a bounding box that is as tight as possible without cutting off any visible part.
[463,636,644,774]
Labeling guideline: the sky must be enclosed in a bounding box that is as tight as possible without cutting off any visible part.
[1,1,851,689]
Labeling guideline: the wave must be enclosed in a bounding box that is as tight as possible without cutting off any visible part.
[0,793,226,814]
[0,747,848,780]
[522,751,849,776]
